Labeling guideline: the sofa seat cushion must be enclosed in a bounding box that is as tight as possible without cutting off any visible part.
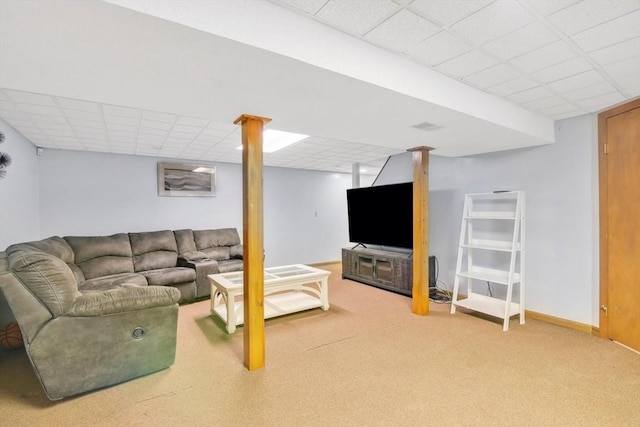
[80,273,148,291]
[217,259,243,273]
[143,267,196,287]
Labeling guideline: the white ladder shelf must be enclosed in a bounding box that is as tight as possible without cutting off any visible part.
[450,191,525,331]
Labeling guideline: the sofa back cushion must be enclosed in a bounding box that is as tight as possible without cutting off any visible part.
[8,250,80,317]
[194,228,240,249]
[173,229,197,254]
[8,237,85,284]
[129,230,178,272]
[64,234,134,280]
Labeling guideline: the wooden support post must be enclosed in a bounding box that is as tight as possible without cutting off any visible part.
[233,114,272,371]
[408,146,434,315]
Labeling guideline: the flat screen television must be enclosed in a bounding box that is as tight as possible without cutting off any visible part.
[346,182,413,249]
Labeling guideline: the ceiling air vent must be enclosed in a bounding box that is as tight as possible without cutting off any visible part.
[412,121,442,132]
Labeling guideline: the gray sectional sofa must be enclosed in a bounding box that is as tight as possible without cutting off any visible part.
[0,227,244,400]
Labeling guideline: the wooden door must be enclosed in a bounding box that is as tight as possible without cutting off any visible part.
[598,98,640,352]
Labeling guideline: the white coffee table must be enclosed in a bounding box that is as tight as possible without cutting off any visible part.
[208,264,331,333]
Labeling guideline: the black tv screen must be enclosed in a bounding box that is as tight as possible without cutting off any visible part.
[346,182,413,249]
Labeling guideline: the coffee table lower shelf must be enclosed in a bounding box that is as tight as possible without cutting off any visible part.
[212,291,325,332]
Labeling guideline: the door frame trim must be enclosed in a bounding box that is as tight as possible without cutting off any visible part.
[597,97,640,339]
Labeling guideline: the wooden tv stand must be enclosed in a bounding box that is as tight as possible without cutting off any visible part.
[342,247,412,296]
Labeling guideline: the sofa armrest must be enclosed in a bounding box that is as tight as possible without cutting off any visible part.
[230,244,243,259]
[65,286,180,317]
[178,258,219,299]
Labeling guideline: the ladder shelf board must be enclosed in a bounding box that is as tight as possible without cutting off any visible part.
[465,211,517,219]
[457,268,521,284]
[462,239,521,251]
[453,294,521,319]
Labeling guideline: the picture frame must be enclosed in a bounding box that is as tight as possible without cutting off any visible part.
[157,162,216,197]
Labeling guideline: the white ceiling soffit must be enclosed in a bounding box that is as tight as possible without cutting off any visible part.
[101,0,555,155]
[2,0,639,170]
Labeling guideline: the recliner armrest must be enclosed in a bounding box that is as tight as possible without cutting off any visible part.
[66,286,180,317]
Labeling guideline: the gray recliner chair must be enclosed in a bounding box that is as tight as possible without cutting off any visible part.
[0,240,181,400]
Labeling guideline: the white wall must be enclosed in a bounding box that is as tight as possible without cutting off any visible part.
[0,120,40,328]
[37,149,354,266]
[376,114,599,326]
[0,120,40,249]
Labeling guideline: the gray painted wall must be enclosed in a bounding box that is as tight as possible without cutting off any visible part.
[0,113,601,328]
[0,120,40,328]
[36,149,354,267]
[375,114,599,326]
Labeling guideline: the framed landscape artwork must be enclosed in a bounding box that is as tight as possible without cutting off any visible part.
[157,162,216,197]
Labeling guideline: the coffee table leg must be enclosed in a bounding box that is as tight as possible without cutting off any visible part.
[226,290,237,334]
[321,278,330,311]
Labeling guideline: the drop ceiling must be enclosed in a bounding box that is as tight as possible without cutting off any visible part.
[0,0,638,175]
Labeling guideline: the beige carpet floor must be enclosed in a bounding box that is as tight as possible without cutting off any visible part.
[1,263,639,426]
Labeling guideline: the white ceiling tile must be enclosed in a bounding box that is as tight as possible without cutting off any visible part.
[520,96,567,110]
[574,91,626,110]
[67,117,104,129]
[547,69,606,93]
[524,0,580,17]
[56,97,100,112]
[603,55,640,93]
[563,81,618,101]
[450,0,535,45]
[463,64,521,89]
[315,0,399,36]
[139,127,168,137]
[104,115,138,126]
[482,21,559,60]
[510,40,578,72]
[0,100,20,111]
[537,103,583,116]
[0,110,29,121]
[571,10,640,52]
[435,49,498,78]
[364,9,440,52]
[589,37,640,66]
[408,30,474,65]
[0,90,10,101]
[63,109,103,122]
[508,85,558,104]
[486,77,539,96]
[409,0,492,26]
[17,104,62,116]
[142,110,177,123]
[270,0,328,15]
[140,119,172,130]
[3,90,56,106]
[102,104,139,118]
[171,124,203,134]
[25,113,67,124]
[530,57,594,83]
[546,0,640,35]
[175,116,210,127]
